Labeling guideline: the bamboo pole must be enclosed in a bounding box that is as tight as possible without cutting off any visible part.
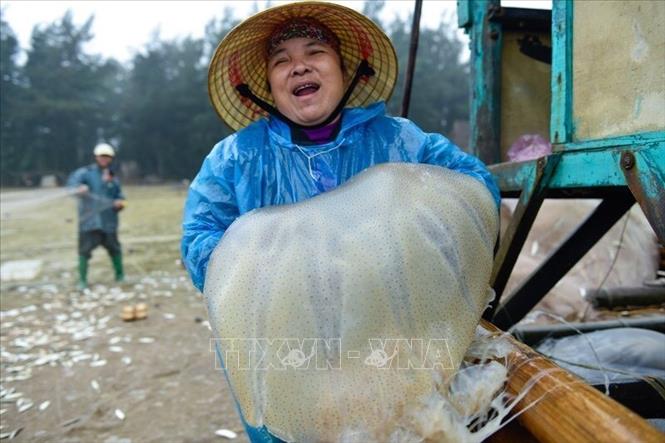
[480,320,664,443]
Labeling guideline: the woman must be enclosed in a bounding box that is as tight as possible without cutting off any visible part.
[181,2,499,440]
[182,2,499,291]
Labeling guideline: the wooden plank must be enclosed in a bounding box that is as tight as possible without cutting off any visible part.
[573,1,665,141]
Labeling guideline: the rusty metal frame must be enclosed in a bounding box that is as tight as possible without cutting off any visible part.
[492,191,635,329]
[484,142,664,328]
[620,149,665,242]
[460,0,664,330]
[483,154,560,319]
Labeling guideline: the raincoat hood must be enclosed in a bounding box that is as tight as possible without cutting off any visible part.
[266,101,385,150]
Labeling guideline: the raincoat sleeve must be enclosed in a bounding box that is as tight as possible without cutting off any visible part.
[418,132,501,207]
[181,139,240,292]
[66,166,89,189]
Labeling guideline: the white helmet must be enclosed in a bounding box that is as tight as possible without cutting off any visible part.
[93,143,115,157]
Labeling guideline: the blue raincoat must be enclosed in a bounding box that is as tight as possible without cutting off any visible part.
[182,102,499,292]
[67,164,125,233]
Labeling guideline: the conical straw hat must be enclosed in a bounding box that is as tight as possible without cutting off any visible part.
[208,1,398,131]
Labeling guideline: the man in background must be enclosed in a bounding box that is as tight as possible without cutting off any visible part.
[67,143,126,289]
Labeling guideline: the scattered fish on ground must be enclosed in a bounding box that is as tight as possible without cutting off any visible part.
[214,428,238,439]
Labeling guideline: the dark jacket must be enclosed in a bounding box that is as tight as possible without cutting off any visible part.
[67,164,125,233]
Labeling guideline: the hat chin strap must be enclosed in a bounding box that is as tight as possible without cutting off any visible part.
[235,60,375,131]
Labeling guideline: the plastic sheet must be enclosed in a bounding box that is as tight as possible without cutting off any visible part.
[507,134,552,162]
[536,327,665,384]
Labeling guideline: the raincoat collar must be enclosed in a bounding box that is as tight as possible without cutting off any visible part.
[266,102,387,150]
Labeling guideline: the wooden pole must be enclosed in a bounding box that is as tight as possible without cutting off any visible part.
[480,320,664,443]
[400,0,423,118]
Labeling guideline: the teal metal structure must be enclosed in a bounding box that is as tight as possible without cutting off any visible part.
[458,0,665,329]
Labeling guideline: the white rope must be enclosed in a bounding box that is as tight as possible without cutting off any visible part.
[293,138,346,181]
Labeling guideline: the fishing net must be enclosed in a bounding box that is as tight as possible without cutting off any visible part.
[204,163,500,441]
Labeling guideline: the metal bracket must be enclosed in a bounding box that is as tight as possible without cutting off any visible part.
[620,150,665,243]
[492,191,635,329]
[483,153,561,319]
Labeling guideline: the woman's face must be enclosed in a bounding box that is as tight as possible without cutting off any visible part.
[267,37,344,126]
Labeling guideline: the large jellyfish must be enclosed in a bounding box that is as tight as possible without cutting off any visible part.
[204,163,499,442]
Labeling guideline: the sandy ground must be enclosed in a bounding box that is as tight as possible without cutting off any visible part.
[1,186,247,442]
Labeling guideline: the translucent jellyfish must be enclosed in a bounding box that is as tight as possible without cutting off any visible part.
[204,163,500,442]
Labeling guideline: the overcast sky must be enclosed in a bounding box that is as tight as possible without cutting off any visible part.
[2,0,550,64]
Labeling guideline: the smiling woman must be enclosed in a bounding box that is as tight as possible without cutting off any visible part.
[206,1,398,132]
[181,2,500,442]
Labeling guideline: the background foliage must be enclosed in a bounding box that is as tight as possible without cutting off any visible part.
[0,2,469,185]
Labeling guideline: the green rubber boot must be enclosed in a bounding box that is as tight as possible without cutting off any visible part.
[77,256,88,290]
[111,254,125,282]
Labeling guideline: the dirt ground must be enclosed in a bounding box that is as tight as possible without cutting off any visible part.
[1,186,247,442]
